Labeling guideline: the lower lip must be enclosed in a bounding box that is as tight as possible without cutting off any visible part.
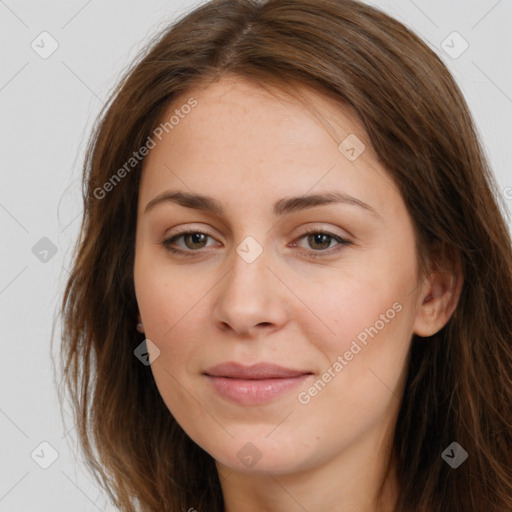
[205,374,312,405]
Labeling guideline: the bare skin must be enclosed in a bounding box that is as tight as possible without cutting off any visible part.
[133,74,463,512]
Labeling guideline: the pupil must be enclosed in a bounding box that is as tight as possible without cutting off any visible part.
[310,233,330,249]
[188,233,206,248]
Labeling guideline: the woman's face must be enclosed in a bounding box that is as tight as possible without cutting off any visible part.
[133,74,427,476]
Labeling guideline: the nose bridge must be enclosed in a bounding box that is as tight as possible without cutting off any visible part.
[213,234,288,333]
[225,236,272,300]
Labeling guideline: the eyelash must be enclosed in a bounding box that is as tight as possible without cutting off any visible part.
[162,227,352,258]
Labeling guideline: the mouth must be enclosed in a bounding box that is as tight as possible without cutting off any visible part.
[203,362,314,405]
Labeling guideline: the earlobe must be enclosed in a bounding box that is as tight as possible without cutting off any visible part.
[413,254,463,338]
[136,313,145,333]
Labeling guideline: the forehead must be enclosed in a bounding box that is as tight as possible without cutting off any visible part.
[161,74,374,155]
[138,74,400,219]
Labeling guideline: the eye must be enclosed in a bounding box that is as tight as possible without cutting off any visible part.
[292,228,352,257]
[162,230,218,254]
[161,227,352,258]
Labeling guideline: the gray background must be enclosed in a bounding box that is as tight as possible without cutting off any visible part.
[1,0,511,510]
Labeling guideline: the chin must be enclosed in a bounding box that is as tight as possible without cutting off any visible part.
[205,433,319,475]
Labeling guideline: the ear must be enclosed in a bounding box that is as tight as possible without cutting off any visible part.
[413,246,463,338]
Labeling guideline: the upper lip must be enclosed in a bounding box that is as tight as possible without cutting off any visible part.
[203,362,312,379]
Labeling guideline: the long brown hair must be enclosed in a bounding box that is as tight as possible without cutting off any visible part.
[55,0,512,510]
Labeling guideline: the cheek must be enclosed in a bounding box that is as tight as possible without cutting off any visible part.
[134,256,208,346]
[134,262,207,418]
[297,270,409,358]
[291,247,417,410]
[293,255,417,418]
[292,288,412,459]
[326,240,418,349]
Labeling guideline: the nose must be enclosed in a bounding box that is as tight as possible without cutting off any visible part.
[212,244,290,338]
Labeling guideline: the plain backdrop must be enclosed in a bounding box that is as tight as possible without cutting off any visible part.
[1,0,511,510]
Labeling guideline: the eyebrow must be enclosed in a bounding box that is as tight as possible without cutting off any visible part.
[144,190,380,218]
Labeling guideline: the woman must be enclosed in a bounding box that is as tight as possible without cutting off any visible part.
[57,0,512,510]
